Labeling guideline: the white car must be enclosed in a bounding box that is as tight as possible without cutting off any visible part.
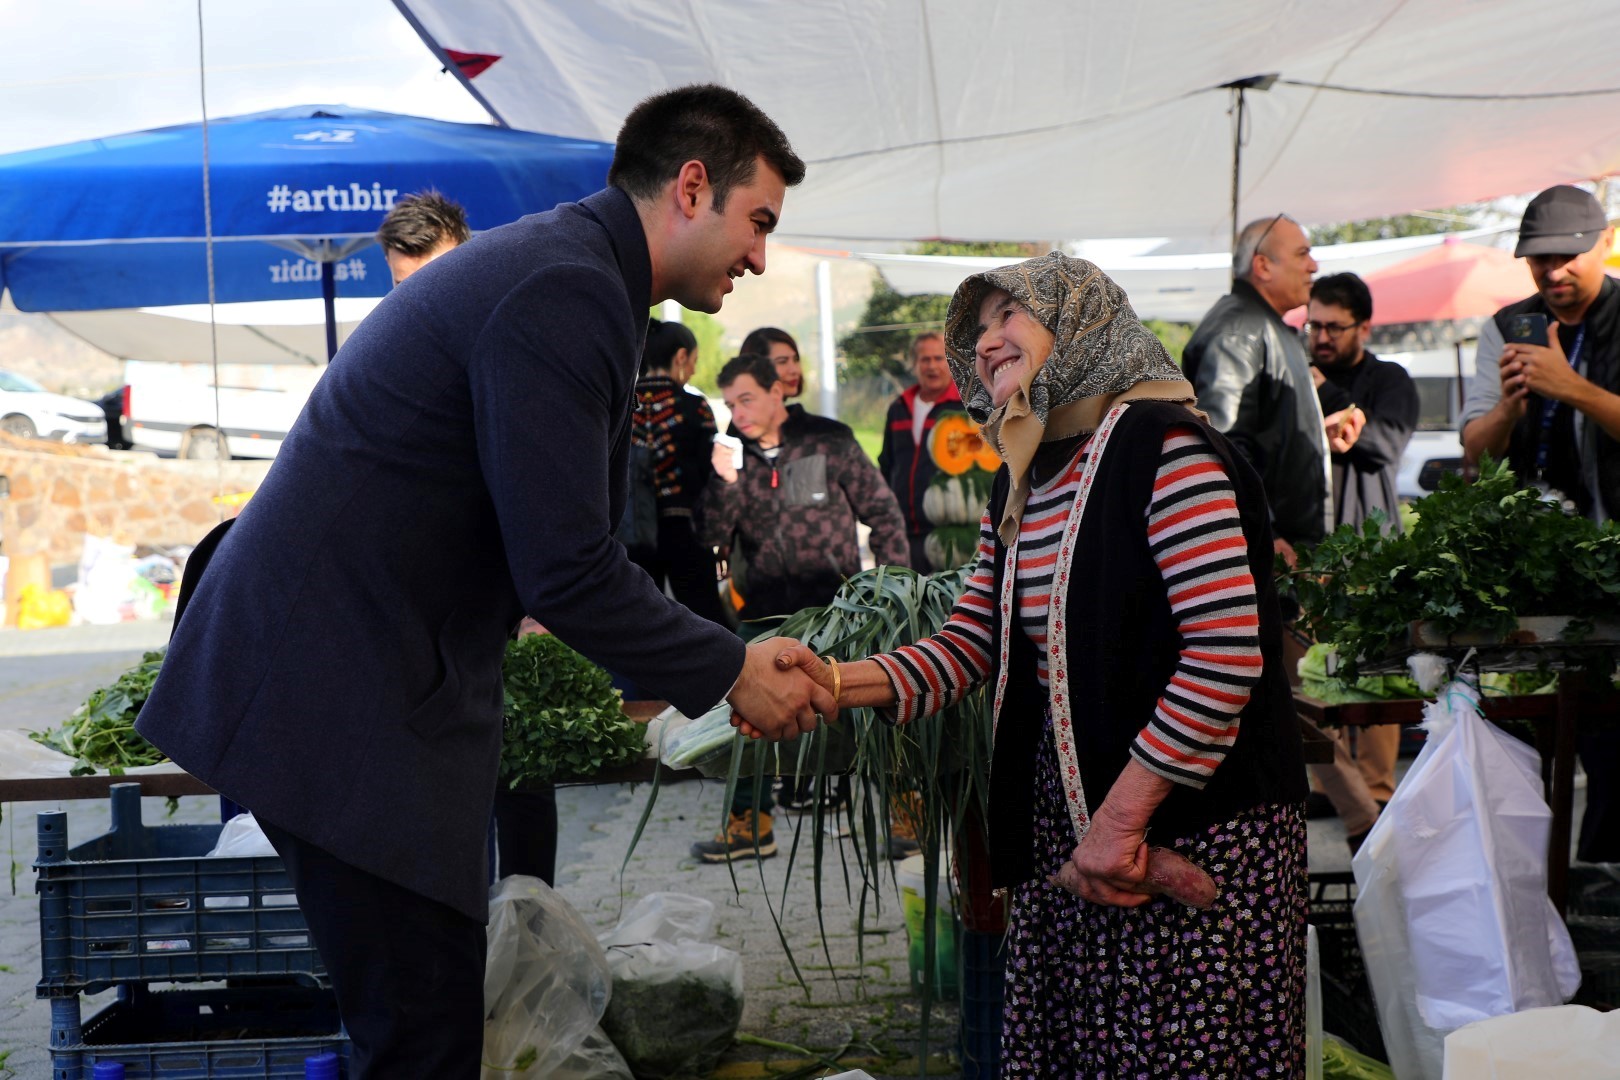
[0,369,108,444]
[1383,347,1473,500]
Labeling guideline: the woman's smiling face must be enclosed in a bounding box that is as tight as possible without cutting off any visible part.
[974,288,1055,408]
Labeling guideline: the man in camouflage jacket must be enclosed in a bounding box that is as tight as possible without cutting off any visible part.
[704,353,910,626]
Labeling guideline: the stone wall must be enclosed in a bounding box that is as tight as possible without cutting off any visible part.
[0,434,272,567]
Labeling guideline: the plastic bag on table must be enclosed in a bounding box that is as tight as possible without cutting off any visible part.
[550,1023,634,1080]
[597,892,744,1079]
[1442,1004,1620,1077]
[1353,679,1580,1078]
[482,875,612,1080]
[658,703,737,769]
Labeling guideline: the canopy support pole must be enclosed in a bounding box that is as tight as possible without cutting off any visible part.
[816,261,836,419]
[1221,74,1278,284]
[322,260,338,361]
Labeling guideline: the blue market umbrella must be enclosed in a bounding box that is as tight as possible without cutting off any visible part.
[0,105,613,358]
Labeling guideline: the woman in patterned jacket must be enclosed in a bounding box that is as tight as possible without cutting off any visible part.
[763,253,1309,1078]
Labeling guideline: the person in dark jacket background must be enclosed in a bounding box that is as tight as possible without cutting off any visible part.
[1301,271,1419,851]
[630,318,727,625]
[878,331,968,570]
[694,352,911,861]
[1182,213,1331,565]
[1306,272,1419,537]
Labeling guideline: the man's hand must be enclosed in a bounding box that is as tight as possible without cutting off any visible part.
[711,442,739,484]
[1323,405,1365,454]
[1273,536,1298,569]
[1503,332,1586,405]
[726,636,835,742]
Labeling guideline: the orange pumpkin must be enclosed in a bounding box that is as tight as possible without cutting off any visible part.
[930,414,1000,476]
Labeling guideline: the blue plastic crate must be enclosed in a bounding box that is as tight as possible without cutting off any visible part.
[50,984,347,1079]
[36,785,325,997]
[957,928,1005,1080]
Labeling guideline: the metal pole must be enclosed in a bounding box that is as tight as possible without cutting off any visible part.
[1230,86,1245,280]
[816,260,837,419]
[321,260,338,362]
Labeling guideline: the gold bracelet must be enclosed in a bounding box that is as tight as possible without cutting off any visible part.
[821,655,842,706]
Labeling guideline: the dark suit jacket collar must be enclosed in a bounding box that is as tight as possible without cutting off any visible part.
[580,187,654,320]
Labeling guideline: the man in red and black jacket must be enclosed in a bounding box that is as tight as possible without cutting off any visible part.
[878,331,966,570]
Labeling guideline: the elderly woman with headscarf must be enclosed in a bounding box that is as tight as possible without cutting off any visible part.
[760,254,1310,1077]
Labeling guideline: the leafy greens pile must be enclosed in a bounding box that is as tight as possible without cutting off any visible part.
[1290,458,1620,675]
[30,649,169,775]
[500,632,644,787]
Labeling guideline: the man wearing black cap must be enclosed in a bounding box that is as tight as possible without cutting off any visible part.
[1461,184,1620,524]
[1461,184,1620,865]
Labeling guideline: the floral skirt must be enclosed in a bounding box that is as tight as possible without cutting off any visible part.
[1000,720,1309,1079]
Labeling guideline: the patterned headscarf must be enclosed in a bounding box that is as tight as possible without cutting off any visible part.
[943,252,1196,544]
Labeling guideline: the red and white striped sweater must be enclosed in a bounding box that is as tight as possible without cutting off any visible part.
[872,424,1262,789]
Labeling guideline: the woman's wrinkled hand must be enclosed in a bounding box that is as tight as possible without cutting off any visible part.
[773,643,837,700]
[1052,814,1154,907]
[1051,835,1219,909]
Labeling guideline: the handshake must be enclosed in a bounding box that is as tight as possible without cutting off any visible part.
[723,638,843,742]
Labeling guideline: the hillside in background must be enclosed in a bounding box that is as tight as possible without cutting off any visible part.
[0,308,122,397]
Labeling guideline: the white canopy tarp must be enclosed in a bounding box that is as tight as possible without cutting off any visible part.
[393,0,1620,247]
[853,227,1512,321]
[21,297,384,367]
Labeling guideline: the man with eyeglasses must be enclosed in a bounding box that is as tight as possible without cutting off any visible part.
[1306,273,1419,536]
[1302,272,1419,851]
[1183,213,1331,568]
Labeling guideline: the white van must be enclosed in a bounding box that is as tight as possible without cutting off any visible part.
[1378,345,1473,499]
[123,360,326,459]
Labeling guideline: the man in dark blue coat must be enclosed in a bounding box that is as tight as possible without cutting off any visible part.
[135,85,827,1077]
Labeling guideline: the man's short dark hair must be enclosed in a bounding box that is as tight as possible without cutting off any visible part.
[717,353,778,392]
[609,85,806,211]
[740,326,798,359]
[1310,272,1373,325]
[376,190,471,256]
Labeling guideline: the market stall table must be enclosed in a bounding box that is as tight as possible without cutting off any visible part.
[0,701,696,803]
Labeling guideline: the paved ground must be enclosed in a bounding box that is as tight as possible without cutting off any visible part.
[0,618,1389,1078]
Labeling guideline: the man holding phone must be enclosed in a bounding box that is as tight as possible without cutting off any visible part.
[1461,184,1620,867]
[1461,184,1620,524]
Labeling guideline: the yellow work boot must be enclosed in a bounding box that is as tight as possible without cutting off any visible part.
[690,810,777,863]
[888,792,923,860]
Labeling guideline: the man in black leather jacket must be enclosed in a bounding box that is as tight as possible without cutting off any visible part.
[1183,213,1333,566]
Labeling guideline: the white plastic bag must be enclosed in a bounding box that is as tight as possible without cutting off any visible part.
[74,533,136,625]
[1353,804,1447,1079]
[597,893,744,1079]
[1442,1004,1620,1077]
[1354,679,1580,1078]
[482,875,613,1079]
[207,812,276,857]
